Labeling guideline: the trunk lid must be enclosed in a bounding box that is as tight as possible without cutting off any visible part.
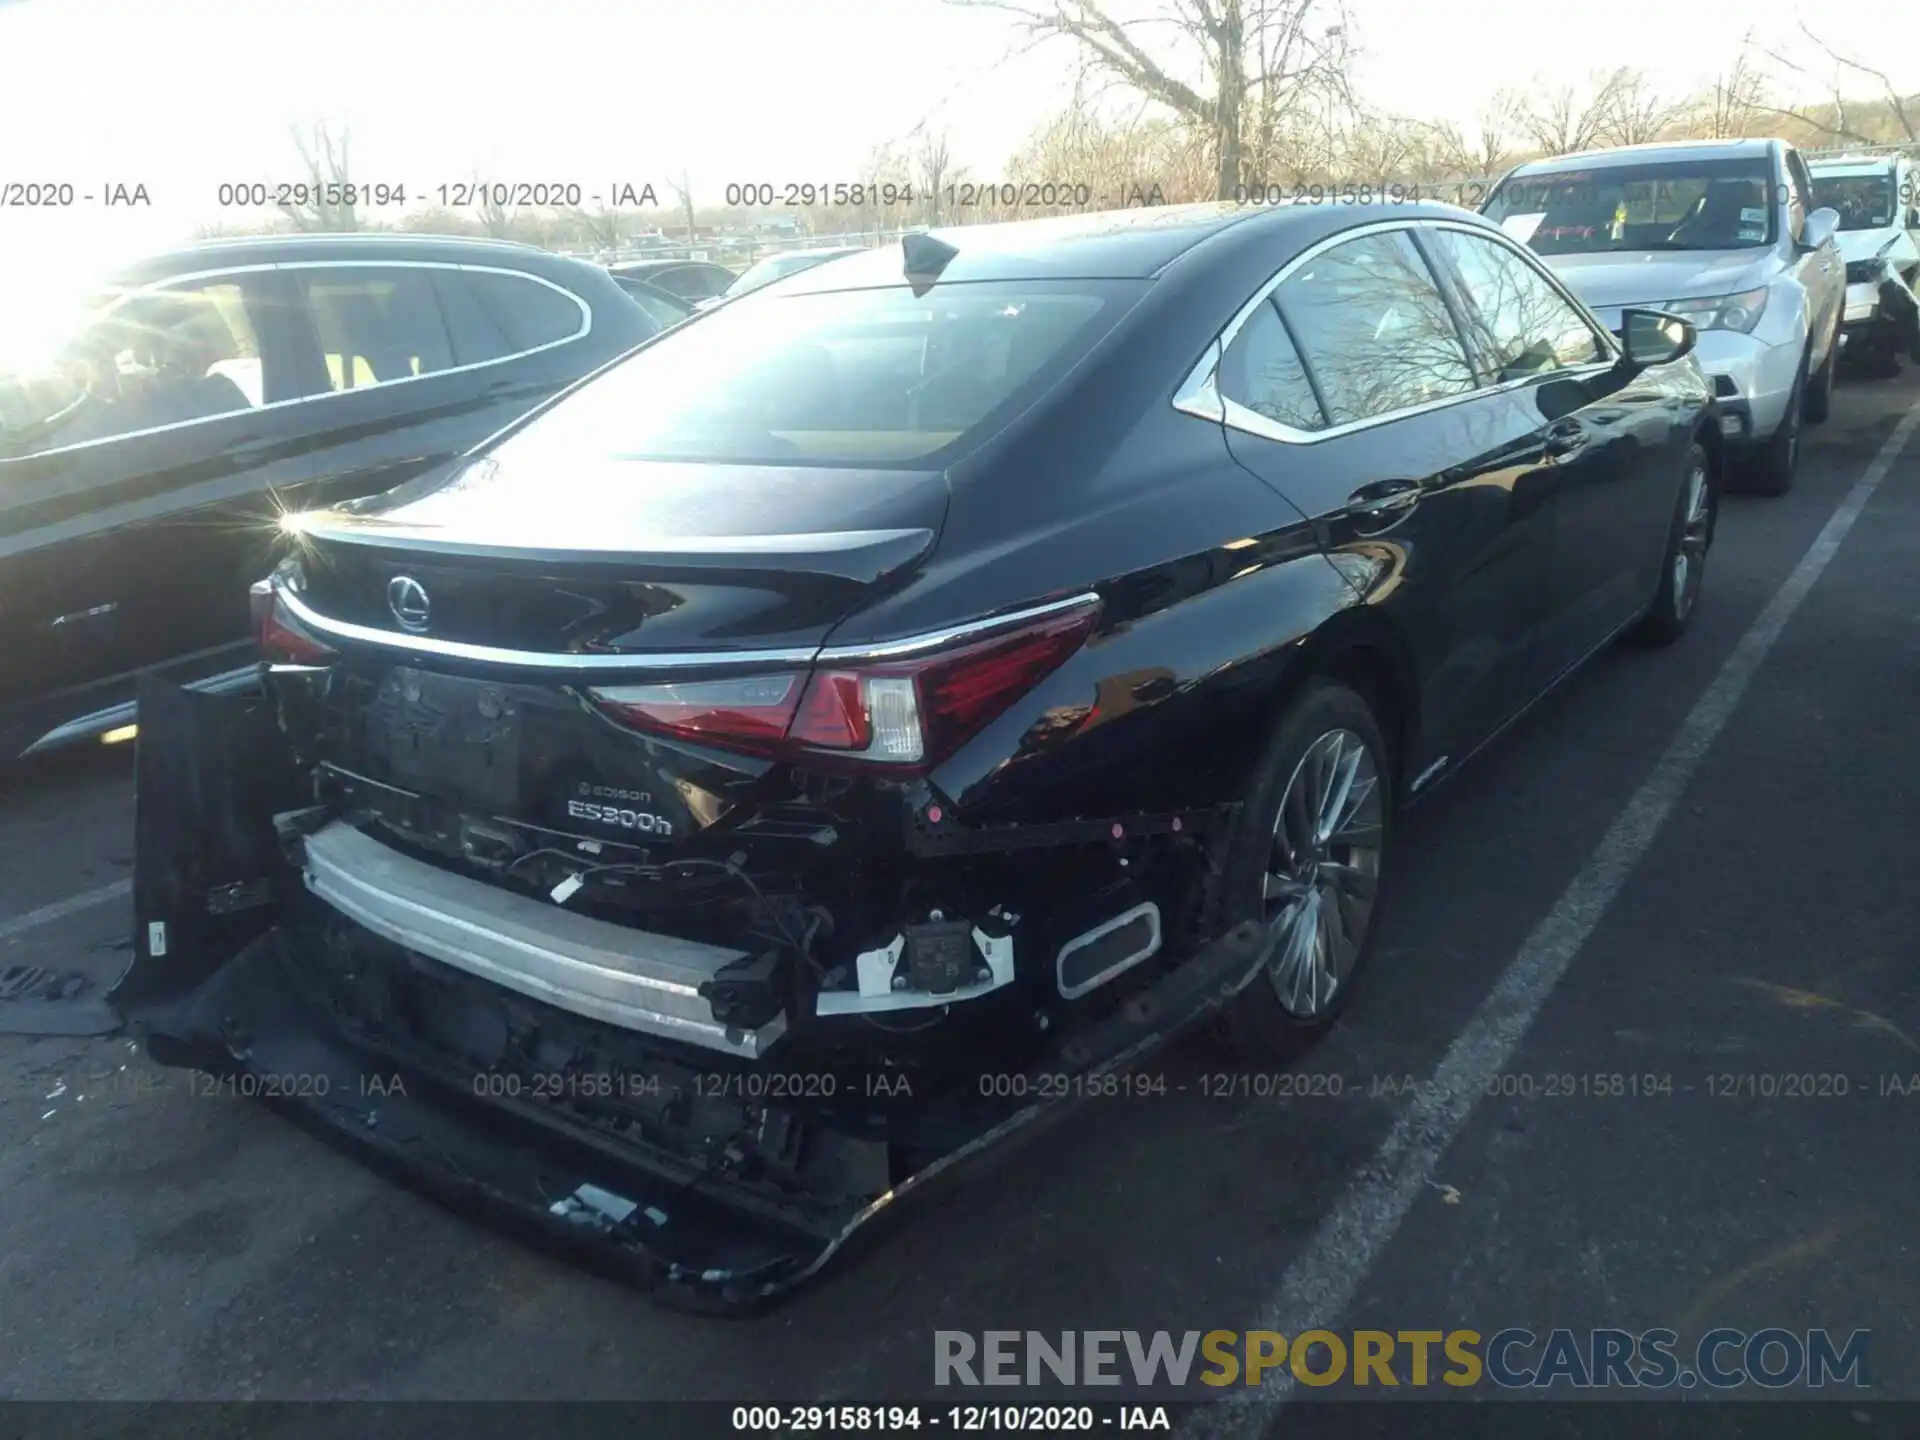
[292,451,949,655]
[274,452,950,861]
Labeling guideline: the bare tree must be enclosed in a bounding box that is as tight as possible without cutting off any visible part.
[915,127,958,226]
[1697,37,1770,139]
[666,170,697,244]
[562,202,624,253]
[1753,24,1919,144]
[1426,96,1518,181]
[1513,69,1676,156]
[1594,68,1685,146]
[473,173,516,238]
[946,0,1353,200]
[278,120,359,232]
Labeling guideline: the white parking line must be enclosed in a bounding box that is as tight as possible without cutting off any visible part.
[1184,399,1920,1432]
[0,878,132,945]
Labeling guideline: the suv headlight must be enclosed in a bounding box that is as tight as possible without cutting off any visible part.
[1660,287,1770,334]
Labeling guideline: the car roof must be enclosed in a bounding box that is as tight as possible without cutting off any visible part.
[775,199,1486,289]
[1807,154,1902,177]
[113,231,601,285]
[610,257,732,275]
[1507,138,1780,175]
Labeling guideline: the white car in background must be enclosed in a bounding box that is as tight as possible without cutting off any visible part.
[1484,138,1845,495]
[1809,152,1920,377]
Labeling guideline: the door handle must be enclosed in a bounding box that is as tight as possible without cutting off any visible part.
[1543,420,1587,459]
[1345,478,1422,525]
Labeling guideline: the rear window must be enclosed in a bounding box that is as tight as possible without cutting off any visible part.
[1485,158,1779,254]
[501,280,1129,466]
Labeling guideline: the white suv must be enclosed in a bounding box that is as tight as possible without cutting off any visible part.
[1809,151,1920,377]
[1484,138,1845,495]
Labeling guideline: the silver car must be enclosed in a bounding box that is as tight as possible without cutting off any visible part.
[1484,138,1845,495]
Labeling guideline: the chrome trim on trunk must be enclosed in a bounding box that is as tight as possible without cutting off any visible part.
[274,586,1104,673]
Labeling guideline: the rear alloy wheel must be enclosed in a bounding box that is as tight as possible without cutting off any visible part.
[1803,315,1839,424]
[1746,351,1805,497]
[1631,442,1716,647]
[1213,680,1393,1057]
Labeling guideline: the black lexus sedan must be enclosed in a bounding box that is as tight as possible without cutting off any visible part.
[122,201,1719,1310]
[0,232,662,760]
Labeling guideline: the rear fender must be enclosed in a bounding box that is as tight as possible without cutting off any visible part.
[113,675,312,1015]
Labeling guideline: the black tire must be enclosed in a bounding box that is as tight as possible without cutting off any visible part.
[1803,317,1839,424]
[1208,679,1394,1060]
[1864,336,1904,379]
[1745,352,1805,497]
[1630,441,1716,647]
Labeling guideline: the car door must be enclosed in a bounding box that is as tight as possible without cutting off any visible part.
[0,268,312,738]
[1422,223,1682,677]
[1785,147,1844,361]
[1211,222,1559,772]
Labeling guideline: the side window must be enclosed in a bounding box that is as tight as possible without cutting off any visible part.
[431,270,585,366]
[0,279,264,455]
[1784,152,1810,243]
[1427,229,1606,379]
[297,268,456,392]
[1217,299,1325,432]
[1271,229,1477,426]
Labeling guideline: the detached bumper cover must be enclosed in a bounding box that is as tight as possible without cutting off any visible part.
[132,906,1270,1314]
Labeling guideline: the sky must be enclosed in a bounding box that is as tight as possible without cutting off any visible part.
[0,0,1910,339]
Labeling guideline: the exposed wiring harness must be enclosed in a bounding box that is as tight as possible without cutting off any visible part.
[503,846,832,972]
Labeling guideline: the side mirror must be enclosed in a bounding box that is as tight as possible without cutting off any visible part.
[1619,309,1697,369]
[1907,207,1919,229]
[1801,207,1841,252]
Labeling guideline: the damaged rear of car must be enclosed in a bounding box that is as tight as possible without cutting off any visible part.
[122,203,1701,1309]
[117,218,1307,1310]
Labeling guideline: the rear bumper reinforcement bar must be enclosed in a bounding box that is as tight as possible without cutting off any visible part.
[301,820,786,1059]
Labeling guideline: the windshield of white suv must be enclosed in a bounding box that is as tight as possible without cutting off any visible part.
[1810,174,1897,230]
[1484,158,1779,254]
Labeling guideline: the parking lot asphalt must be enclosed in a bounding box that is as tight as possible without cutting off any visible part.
[1,371,1917,1412]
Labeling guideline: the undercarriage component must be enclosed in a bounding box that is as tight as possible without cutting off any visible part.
[815,924,1016,1016]
[301,819,788,1057]
[1056,901,1163,998]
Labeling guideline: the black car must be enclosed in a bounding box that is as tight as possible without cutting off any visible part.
[122,202,1718,1311]
[0,232,662,760]
[607,257,738,302]
[605,272,699,329]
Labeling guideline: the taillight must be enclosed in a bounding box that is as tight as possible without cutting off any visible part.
[251,579,336,666]
[584,673,805,755]
[586,601,1100,769]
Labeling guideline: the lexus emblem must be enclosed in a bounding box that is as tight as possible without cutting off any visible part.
[387,575,432,633]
